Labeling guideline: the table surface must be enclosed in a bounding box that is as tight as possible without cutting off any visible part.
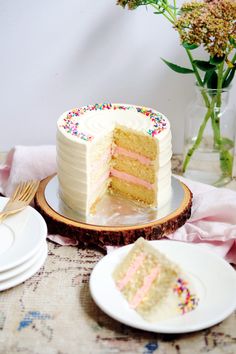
[0,155,236,354]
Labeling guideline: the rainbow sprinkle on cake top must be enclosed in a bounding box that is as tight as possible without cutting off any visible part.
[58,103,168,142]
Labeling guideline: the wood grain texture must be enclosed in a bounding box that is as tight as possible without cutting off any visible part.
[35,175,192,250]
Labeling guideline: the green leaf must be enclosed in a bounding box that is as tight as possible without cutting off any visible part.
[203,70,215,86]
[161,58,194,74]
[182,42,199,50]
[222,67,236,88]
[229,37,236,47]
[210,55,225,65]
[207,71,218,89]
[193,60,216,71]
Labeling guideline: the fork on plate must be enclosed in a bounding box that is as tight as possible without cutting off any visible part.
[0,180,40,223]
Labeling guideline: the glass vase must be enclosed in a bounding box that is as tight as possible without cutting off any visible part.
[183,86,235,186]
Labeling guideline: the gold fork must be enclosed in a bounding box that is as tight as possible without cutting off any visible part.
[0,180,40,223]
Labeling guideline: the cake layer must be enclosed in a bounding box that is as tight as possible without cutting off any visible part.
[113,145,172,167]
[113,127,172,160]
[114,126,158,159]
[110,176,172,207]
[110,177,155,205]
[112,152,172,184]
[111,169,154,190]
[110,169,171,190]
[113,142,172,164]
[112,155,156,184]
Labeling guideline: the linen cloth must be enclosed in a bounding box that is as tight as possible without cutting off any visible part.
[0,145,236,263]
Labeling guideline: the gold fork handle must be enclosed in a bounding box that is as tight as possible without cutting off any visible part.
[0,207,26,223]
[1,200,26,213]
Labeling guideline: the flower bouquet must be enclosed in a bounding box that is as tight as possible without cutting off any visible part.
[117,0,236,186]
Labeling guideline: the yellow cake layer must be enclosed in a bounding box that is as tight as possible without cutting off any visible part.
[112,155,155,184]
[110,177,155,205]
[114,127,157,160]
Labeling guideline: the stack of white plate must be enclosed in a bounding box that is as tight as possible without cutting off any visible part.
[0,197,48,291]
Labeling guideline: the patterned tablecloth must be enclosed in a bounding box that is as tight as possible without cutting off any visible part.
[0,155,236,354]
[0,242,236,354]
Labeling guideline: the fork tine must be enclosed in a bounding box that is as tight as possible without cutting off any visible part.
[19,183,34,202]
[0,182,24,213]
[19,181,39,203]
[23,184,39,203]
[19,181,34,200]
[12,180,39,202]
[11,181,25,200]
[27,180,39,194]
[28,181,40,199]
[14,181,29,201]
[0,180,40,219]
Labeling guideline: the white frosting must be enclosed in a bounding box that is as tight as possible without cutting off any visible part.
[56,104,172,216]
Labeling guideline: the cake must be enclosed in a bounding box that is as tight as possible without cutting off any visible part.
[56,103,172,217]
[113,238,198,322]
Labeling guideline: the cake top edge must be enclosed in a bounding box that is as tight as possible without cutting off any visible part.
[57,103,170,143]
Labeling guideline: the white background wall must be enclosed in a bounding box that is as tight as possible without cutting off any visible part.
[0,0,235,153]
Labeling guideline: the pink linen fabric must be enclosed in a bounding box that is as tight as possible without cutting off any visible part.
[166,176,236,264]
[0,145,236,263]
[0,145,57,197]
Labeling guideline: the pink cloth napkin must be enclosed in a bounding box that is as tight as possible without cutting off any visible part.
[0,145,236,263]
[0,145,57,196]
[166,176,236,264]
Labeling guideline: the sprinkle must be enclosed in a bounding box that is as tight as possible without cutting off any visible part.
[60,103,168,142]
[173,278,199,314]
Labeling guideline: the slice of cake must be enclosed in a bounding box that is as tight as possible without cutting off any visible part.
[56,103,172,217]
[113,238,198,322]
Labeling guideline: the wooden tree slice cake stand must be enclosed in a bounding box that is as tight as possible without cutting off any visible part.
[35,175,192,251]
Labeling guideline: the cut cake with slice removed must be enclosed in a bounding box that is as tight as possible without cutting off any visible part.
[56,103,172,217]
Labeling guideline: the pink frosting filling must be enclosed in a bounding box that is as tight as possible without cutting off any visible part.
[114,146,151,165]
[117,253,146,291]
[110,168,154,190]
[130,266,160,309]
